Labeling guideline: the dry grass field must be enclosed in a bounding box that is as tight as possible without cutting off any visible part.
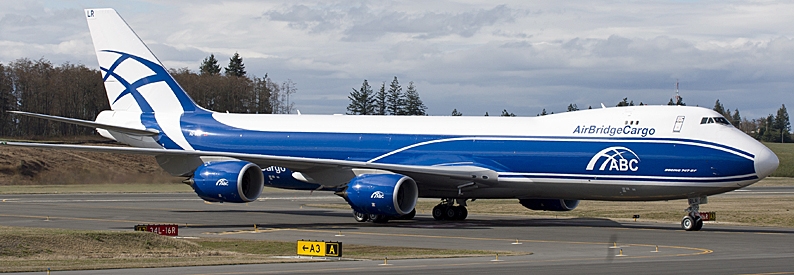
[0,226,520,272]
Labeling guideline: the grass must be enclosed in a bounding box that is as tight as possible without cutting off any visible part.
[0,226,521,272]
[0,184,291,194]
[766,142,794,177]
[0,183,193,194]
[194,238,520,260]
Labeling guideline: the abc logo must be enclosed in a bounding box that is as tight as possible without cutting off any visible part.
[586,146,640,172]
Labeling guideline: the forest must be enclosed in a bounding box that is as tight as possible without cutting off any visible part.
[0,53,790,143]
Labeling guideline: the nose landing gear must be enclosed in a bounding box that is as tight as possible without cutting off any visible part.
[681,197,705,231]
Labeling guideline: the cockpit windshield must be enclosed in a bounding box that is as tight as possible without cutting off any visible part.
[700,117,731,126]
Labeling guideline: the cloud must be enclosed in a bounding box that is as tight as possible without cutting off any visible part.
[0,0,791,119]
[265,4,518,40]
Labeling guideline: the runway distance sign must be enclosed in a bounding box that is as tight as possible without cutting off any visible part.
[297,240,342,257]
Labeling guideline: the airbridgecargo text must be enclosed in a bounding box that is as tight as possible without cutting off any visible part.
[263,166,287,174]
[573,125,656,137]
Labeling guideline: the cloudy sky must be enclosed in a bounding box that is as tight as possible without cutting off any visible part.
[1,0,792,119]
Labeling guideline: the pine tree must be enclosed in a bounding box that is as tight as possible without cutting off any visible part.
[375,82,386,115]
[732,109,742,128]
[199,54,221,75]
[567,104,579,112]
[347,80,376,115]
[713,99,726,116]
[224,52,246,77]
[617,98,630,107]
[0,63,15,136]
[451,109,462,116]
[500,109,515,117]
[675,96,685,106]
[386,76,404,115]
[775,104,790,142]
[403,81,426,115]
[761,114,777,142]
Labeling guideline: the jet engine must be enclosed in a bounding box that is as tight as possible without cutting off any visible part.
[519,198,580,211]
[336,174,418,217]
[187,161,264,203]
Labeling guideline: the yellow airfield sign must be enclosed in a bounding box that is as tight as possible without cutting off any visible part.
[297,240,342,257]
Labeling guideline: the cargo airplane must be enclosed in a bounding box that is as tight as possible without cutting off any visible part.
[2,8,779,231]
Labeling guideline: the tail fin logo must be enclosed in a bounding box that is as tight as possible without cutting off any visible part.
[586,146,640,172]
[99,50,196,113]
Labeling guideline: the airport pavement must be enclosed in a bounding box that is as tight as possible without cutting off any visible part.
[1,187,794,274]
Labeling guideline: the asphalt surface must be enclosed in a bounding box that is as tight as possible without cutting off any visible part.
[2,186,794,274]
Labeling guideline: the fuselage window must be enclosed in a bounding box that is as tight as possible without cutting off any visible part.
[701,117,709,124]
[714,117,730,125]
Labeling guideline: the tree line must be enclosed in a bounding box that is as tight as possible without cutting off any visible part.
[443,95,791,143]
[347,77,426,115]
[712,99,790,143]
[0,53,295,138]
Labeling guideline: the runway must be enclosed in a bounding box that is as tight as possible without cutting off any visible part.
[2,187,794,274]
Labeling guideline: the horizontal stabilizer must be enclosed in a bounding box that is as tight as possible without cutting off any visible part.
[8,111,159,136]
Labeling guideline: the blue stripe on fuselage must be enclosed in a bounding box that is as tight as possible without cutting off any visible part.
[174,112,756,183]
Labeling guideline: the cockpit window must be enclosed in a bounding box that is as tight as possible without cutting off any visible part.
[700,117,732,126]
[714,117,730,125]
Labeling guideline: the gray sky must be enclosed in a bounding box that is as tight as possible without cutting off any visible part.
[1,0,792,119]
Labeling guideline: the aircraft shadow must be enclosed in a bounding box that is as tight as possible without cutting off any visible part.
[130,209,794,234]
[170,209,352,218]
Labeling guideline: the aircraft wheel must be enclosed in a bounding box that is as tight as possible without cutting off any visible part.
[432,205,446,220]
[369,214,389,223]
[445,206,458,220]
[353,210,369,222]
[456,206,468,220]
[682,215,703,231]
[400,209,416,220]
[693,216,704,231]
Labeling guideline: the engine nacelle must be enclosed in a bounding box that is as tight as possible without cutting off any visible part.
[519,199,580,211]
[336,174,418,216]
[189,161,264,203]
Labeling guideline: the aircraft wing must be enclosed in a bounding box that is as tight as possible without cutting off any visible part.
[8,111,159,136]
[0,141,499,187]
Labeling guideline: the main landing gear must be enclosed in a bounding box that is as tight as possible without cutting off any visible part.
[681,197,705,231]
[432,198,468,221]
[352,209,416,223]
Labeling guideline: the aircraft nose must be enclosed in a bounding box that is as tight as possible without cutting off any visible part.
[754,145,779,179]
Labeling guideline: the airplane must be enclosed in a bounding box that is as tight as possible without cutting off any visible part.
[2,8,779,231]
